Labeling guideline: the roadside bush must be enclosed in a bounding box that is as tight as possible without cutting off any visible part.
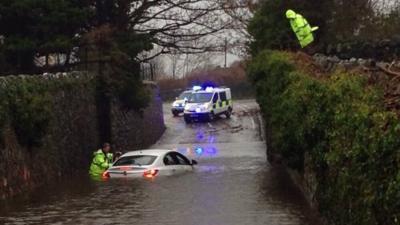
[114,72,150,112]
[248,50,400,225]
[0,74,94,149]
[6,78,52,148]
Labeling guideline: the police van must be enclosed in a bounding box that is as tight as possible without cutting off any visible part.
[171,90,192,116]
[183,86,233,123]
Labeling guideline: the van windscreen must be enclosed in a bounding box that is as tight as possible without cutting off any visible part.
[178,92,192,100]
[188,93,213,103]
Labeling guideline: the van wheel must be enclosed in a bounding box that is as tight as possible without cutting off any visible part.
[208,112,215,122]
[225,108,232,119]
[172,111,179,117]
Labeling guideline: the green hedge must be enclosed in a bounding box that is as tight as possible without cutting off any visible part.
[0,71,149,148]
[0,73,94,148]
[248,50,400,225]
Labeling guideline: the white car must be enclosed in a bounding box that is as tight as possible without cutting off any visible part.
[104,149,197,179]
[171,90,192,116]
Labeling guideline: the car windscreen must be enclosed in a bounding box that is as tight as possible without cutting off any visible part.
[113,155,157,166]
[178,92,192,100]
[188,93,213,103]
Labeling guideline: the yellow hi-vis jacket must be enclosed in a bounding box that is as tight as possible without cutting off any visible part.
[286,9,319,48]
[89,149,113,177]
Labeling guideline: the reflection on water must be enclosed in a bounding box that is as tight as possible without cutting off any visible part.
[0,101,322,225]
[0,156,319,225]
[175,146,219,158]
[174,126,220,158]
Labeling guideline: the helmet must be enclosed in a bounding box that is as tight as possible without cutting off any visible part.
[286,9,296,19]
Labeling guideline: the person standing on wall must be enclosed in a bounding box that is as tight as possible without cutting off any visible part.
[285,9,319,48]
[89,143,113,178]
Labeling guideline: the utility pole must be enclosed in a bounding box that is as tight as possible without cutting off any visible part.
[224,38,228,68]
[184,53,189,77]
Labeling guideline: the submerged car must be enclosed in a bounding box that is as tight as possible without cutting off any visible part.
[104,149,197,179]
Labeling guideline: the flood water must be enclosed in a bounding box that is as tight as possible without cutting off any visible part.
[0,100,320,225]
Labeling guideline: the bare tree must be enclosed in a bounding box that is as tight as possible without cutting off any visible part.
[126,0,252,62]
[168,50,183,78]
[121,0,255,78]
[182,51,219,74]
[218,0,256,57]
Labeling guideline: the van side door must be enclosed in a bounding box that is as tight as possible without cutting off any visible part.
[211,93,219,114]
[219,91,228,112]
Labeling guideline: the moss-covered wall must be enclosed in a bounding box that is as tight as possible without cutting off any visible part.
[0,73,165,199]
[248,50,400,225]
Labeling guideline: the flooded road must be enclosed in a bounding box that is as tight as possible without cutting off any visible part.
[0,100,319,225]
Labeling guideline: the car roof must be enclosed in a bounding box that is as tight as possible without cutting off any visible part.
[121,149,174,157]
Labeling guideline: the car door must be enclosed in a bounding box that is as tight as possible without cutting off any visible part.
[172,152,193,173]
[160,153,180,176]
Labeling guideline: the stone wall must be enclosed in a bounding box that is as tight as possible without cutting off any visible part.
[0,73,165,200]
[322,39,400,61]
[312,53,374,72]
[111,81,165,151]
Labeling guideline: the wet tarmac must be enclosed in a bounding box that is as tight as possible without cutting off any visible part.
[0,100,320,225]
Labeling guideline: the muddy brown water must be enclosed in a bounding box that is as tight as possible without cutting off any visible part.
[0,100,321,225]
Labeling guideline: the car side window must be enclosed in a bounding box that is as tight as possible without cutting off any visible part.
[173,152,191,165]
[212,93,218,103]
[163,153,176,165]
[220,92,227,101]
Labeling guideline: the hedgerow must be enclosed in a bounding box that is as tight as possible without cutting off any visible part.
[248,50,400,225]
[0,73,94,148]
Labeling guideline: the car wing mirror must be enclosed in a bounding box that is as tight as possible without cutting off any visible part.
[191,160,198,165]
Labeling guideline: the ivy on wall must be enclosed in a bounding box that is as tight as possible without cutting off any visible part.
[0,73,94,148]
